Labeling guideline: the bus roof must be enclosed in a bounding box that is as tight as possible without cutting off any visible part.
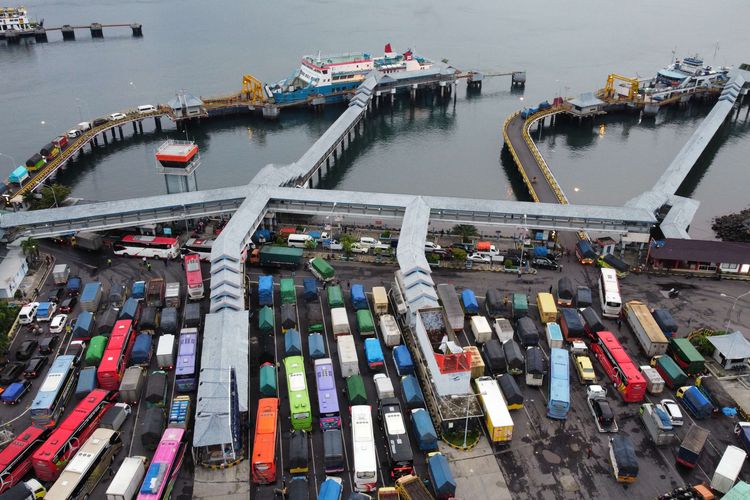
[474,377,513,428]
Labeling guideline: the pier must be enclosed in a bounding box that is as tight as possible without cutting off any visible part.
[0,22,142,44]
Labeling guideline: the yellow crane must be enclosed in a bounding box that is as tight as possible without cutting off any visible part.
[603,74,640,100]
[241,74,266,103]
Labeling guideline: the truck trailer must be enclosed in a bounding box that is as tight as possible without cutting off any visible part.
[625,300,668,357]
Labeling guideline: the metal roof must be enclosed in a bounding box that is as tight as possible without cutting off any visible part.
[568,92,604,108]
[708,332,750,361]
[649,238,750,264]
[193,367,235,448]
[167,91,204,110]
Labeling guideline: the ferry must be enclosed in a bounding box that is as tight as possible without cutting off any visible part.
[641,55,730,100]
[268,44,433,105]
[0,6,38,32]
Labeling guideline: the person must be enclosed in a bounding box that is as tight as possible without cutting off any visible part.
[531,176,537,183]
[146,262,152,271]
[142,256,147,266]
[616,315,622,330]
[107,258,112,267]
[587,447,593,458]
[548,285,553,294]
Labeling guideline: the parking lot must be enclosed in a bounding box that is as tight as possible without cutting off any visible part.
[1,239,750,500]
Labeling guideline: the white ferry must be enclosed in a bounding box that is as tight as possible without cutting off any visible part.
[269,43,433,104]
[0,6,37,32]
[641,55,730,100]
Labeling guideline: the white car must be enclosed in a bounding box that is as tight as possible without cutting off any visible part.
[424,241,442,253]
[359,237,390,250]
[660,399,684,426]
[586,385,607,400]
[109,112,127,121]
[137,104,157,114]
[349,243,369,254]
[467,253,491,263]
[49,314,68,334]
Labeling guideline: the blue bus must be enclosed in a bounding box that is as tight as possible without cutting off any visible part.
[30,355,78,428]
[547,348,570,420]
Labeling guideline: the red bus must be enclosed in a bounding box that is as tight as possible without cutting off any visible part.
[251,398,279,484]
[97,320,136,390]
[184,254,205,300]
[0,425,49,493]
[113,235,180,259]
[31,389,113,481]
[591,331,646,403]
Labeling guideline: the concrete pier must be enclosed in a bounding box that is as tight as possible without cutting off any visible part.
[90,23,103,38]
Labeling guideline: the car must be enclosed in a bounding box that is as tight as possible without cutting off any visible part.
[660,399,684,426]
[432,248,449,257]
[59,296,78,314]
[137,104,157,114]
[424,241,442,253]
[67,340,86,366]
[467,253,491,263]
[574,354,596,384]
[109,112,127,121]
[0,362,25,385]
[23,356,48,378]
[349,243,369,254]
[48,288,65,304]
[49,314,68,334]
[589,398,617,431]
[450,242,475,253]
[1,380,31,405]
[532,256,560,271]
[16,340,39,361]
[92,117,109,127]
[38,335,59,355]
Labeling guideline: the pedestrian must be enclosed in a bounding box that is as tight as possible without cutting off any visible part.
[107,258,112,267]
[548,285,553,294]
[142,256,147,266]
[45,255,51,265]
[587,447,593,458]
[558,264,563,273]
[346,281,350,289]
[163,257,168,267]
[146,262,152,272]
[617,317,622,330]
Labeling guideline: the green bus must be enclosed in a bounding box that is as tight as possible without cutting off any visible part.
[284,355,312,431]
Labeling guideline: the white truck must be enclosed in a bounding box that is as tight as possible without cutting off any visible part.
[156,334,176,370]
[337,335,359,377]
[639,403,675,446]
[710,445,747,494]
[106,456,147,500]
[331,307,350,337]
[624,300,668,357]
[379,314,402,347]
[52,264,70,285]
[164,282,181,308]
[639,365,665,395]
[374,373,395,401]
[493,318,514,343]
[470,315,493,343]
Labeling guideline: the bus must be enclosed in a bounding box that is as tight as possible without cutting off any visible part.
[378,398,414,480]
[0,425,49,494]
[597,268,622,319]
[112,235,180,259]
[473,377,513,443]
[45,428,123,500]
[314,358,341,430]
[547,348,570,420]
[137,428,186,500]
[31,389,114,481]
[29,354,77,428]
[175,329,198,392]
[184,254,205,300]
[591,331,646,403]
[182,237,215,261]
[284,356,312,432]
[351,405,377,493]
[251,398,279,484]
[97,320,136,390]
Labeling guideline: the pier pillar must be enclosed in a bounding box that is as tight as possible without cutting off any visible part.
[92,137,98,148]
[326,157,330,169]
[118,126,124,140]
[154,116,162,130]
[61,25,75,40]
[391,89,396,105]
[102,133,108,145]
[111,128,117,140]
[132,121,138,134]
[90,23,104,38]
[138,121,144,134]
[5,32,20,44]
[34,28,48,43]
[130,23,143,37]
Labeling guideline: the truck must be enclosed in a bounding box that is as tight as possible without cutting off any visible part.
[106,456,147,500]
[461,289,479,315]
[652,309,679,338]
[493,318,514,343]
[395,474,432,500]
[337,335,359,377]
[609,435,639,483]
[668,338,705,376]
[380,314,402,347]
[587,386,618,433]
[485,289,505,318]
[279,278,296,305]
[696,375,736,415]
[351,284,367,310]
[331,307,350,337]
[75,231,103,251]
[356,309,375,336]
[164,282,181,308]
[364,338,384,371]
[258,275,273,306]
[401,375,425,410]
[436,284,464,333]
[130,280,145,300]
[639,365,665,395]
[581,306,605,334]
[676,424,710,468]
[624,300,668,357]
[65,275,82,297]
[327,285,344,308]
[464,345,486,379]
[654,355,688,389]
[252,246,303,268]
[119,366,146,404]
[130,333,152,366]
[711,445,747,494]
[80,282,103,312]
[146,278,165,308]
[411,408,438,452]
[393,345,414,376]
[372,286,388,315]
[101,402,132,431]
[156,334,176,370]
[427,452,456,499]
[639,403,675,446]
[470,315,493,343]
[168,395,191,429]
[559,308,585,341]
[52,264,70,285]
[374,373,395,401]
[511,292,528,319]
[35,301,56,322]
[0,479,46,500]
[676,386,714,419]
[308,257,335,282]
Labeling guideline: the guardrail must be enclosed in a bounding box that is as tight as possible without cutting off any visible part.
[501,110,540,202]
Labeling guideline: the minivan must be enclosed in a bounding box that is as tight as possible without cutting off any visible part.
[138,104,157,114]
[424,241,441,252]
[19,302,39,325]
[287,234,314,248]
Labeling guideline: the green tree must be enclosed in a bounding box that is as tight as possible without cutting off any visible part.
[452,224,479,243]
[341,235,354,256]
[450,248,467,261]
[304,239,316,250]
[0,302,20,355]
[20,237,39,260]
[25,183,71,210]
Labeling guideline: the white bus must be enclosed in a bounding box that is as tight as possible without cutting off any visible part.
[287,234,314,248]
[112,235,180,259]
[351,405,377,492]
[182,237,215,261]
[598,268,622,319]
[473,376,514,443]
[45,428,123,500]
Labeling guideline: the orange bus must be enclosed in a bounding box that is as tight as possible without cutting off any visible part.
[251,398,279,484]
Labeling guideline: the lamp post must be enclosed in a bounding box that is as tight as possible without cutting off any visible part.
[37,181,59,208]
[720,290,750,330]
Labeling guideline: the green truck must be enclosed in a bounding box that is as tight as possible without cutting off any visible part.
[327,285,344,309]
[308,257,335,282]
[654,354,688,389]
[668,338,705,376]
[256,246,304,268]
[280,278,297,305]
[356,309,375,336]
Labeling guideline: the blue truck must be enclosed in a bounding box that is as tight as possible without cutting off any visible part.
[411,408,438,451]
[676,386,714,419]
[66,276,82,296]
[258,275,273,306]
[1,381,31,405]
[393,345,414,376]
[427,452,457,499]
[461,289,479,315]
[131,333,153,366]
[350,284,367,310]
[131,280,146,300]
[401,375,425,410]
[364,338,384,372]
[303,278,318,302]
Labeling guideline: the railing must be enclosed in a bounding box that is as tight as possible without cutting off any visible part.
[501,111,540,202]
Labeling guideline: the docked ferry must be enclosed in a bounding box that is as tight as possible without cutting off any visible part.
[0,6,37,32]
[641,55,730,99]
[268,44,433,105]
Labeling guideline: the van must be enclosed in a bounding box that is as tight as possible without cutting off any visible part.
[424,241,441,252]
[138,104,157,114]
[287,234,314,248]
[19,302,39,325]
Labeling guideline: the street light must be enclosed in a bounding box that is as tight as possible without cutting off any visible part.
[38,181,59,208]
[720,290,750,330]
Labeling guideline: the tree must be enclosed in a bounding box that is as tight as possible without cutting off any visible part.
[450,248,467,261]
[304,239,316,250]
[20,237,39,260]
[341,235,355,256]
[25,183,71,210]
[452,224,479,243]
[0,302,20,355]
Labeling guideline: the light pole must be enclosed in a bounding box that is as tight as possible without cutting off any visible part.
[720,290,750,330]
[38,181,59,208]
[0,152,18,169]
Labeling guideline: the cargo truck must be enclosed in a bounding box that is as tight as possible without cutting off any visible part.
[395,474,432,500]
[609,435,639,483]
[464,345,485,379]
[411,408,438,452]
[75,231,103,251]
[365,338,384,371]
[639,365,665,395]
[436,284,464,332]
[676,386,714,419]
[372,286,388,315]
[711,445,747,494]
[252,246,303,268]
[652,309,679,338]
[427,452,456,499]
[52,264,70,285]
[393,345,414,376]
[654,355,687,389]
[146,278,165,308]
[156,334,176,370]
[258,275,273,306]
[625,300,668,357]
[106,456,147,500]
[511,292,528,319]
[669,338,705,376]
[331,307,350,337]
[337,335,359,377]
[461,289,479,315]
[380,314,402,347]
[485,289,505,318]
[80,282,103,312]
[559,308,585,341]
[351,284,367,310]
[357,309,375,336]
[676,424,710,468]
[696,375,736,415]
[374,373,395,401]
[639,403,675,446]
[119,366,146,404]
[164,282,181,308]
[308,257,335,281]
[493,318,514,343]
[470,315,493,343]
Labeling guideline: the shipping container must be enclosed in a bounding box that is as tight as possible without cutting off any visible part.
[106,456,147,500]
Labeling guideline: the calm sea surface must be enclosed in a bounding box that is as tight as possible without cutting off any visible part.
[2,0,749,237]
